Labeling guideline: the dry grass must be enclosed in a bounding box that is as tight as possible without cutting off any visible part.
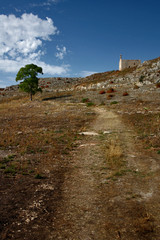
[105,139,124,169]
[122,111,160,153]
[0,98,95,177]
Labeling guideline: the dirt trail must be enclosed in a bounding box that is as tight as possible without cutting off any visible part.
[49,106,160,239]
[3,104,159,240]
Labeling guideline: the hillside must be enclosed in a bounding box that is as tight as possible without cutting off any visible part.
[0,57,160,240]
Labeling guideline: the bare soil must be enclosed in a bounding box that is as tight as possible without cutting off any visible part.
[0,92,160,240]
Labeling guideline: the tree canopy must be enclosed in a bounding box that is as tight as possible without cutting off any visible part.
[16,64,43,100]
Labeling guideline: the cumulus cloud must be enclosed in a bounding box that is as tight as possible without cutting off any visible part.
[55,46,67,60]
[0,13,58,59]
[80,71,97,77]
[0,58,69,75]
[0,13,69,76]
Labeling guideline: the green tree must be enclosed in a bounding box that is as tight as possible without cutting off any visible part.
[16,64,43,101]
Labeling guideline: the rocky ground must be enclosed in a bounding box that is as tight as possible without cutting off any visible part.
[0,57,160,240]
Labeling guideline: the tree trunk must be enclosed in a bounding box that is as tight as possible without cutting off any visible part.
[30,92,32,101]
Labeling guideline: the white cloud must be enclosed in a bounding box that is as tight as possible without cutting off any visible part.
[55,45,67,60]
[0,13,69,77]
[0,58,69,75]
[0,14,58,59]
[31,0,59,7]
[80,71,97,77]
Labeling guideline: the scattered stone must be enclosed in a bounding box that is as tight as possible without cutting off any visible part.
[79,131,99,136]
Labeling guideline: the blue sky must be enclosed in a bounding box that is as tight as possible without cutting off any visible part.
[0,0,160,87]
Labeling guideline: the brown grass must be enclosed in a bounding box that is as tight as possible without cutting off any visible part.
[122,108,160,153]
[105,139,124,169]
[0,98,95,177]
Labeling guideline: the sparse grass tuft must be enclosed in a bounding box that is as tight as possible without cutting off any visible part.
[35,173,45,179]
[86,102,95,107]
[105,140,124,169]
[110,101,118,105]
[82,98,89,103]
[4,165,16,175]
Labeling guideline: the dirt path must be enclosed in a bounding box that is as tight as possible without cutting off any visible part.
[49,106,160,239]
[2,104,159,240]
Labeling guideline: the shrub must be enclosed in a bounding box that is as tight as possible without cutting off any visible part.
[86,102,95,107]
[35,173,44,179]
[107,88,115,93]
[156,82,160,88]
[4,165,16,175]
[139,75,145,82]
[110,101,118,105]
[99,90,106,94]
[123,92,129,96]
[107,94,114,100]
[82,98,89,103]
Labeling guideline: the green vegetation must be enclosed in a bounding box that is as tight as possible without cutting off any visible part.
[35,173,45,179]
[110,101,118,105]
[16,64,43,101]
[86,102,95,107]
[82,98,89,103]
[139,75,145,82]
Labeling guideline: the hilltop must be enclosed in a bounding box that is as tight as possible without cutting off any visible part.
[0,56,160,103]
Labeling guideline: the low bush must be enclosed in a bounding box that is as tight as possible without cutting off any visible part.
[86,102,95,107]
[110,101,118,105]
[156,82,160,88]
[35,173,45,179]
[82,98,89,103]
[107,88,115,93]
[139,75,145,82]
[123,92,129,96]
[107,94,114,100]
[99,90,106,94]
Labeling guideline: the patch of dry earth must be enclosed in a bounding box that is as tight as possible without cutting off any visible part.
[49,106,160,239]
